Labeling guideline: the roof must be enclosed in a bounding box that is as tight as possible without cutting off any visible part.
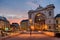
[47,4,55,8]
[21,19,29,22]
[0,16,9,22]
[55,14,60,18]
[0,16,7,20]
[11,23,19,27]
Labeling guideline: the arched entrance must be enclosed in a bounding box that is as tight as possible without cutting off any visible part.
[34,13,46,31]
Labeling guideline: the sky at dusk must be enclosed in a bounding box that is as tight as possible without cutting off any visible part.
[0,0,60,19]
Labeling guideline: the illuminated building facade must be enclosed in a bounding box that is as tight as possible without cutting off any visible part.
[55,14,60,32]
[0,16,10,31]
[20,19,30,31]
[28,4,55,31]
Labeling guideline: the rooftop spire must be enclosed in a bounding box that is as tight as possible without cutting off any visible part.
[36,5,43,10]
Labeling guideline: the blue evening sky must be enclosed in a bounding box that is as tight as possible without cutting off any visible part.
[0,0,60,19]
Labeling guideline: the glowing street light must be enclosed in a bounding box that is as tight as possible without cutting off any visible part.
[29,19,32,36]
[58,25,60,27]
[31,25,34,31]
[5,27,9,31]
[29,19,32,23]
[39,19,41,21]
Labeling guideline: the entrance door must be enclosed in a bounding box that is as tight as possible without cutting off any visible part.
[34,13,46,31]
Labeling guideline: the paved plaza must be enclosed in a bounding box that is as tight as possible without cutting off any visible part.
[1,33,60,40]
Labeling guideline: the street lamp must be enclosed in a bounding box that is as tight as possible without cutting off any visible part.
[31,25,34,31]
[39,19,41,21]
[29,19,32,23]
[29,19,32,36]
[38,18,41,30]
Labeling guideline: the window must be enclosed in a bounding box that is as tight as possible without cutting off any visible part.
[49,11,51,16]
[49,20,51,23]
[56,20,58,24]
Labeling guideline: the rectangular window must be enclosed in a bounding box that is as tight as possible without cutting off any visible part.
[49,20,51,23]
[56,20,58,24]
[49,11,51,16]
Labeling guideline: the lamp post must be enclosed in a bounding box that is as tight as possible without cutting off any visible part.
[38,18,41,30]
[29,19,32,36]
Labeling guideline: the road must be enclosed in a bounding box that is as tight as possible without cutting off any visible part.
[2,33,60,40]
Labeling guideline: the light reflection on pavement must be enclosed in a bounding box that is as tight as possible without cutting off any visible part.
[2,33,60,40]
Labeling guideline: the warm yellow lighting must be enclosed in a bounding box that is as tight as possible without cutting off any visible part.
[31,25,34,30]
[5,27,9,31]
[37,14,41,16]
[29,19,32,23]
[58,25,60,27]
[38,31,41,32]
[44,24,48,30]
[39,19,41,21]
[29,19,32,22]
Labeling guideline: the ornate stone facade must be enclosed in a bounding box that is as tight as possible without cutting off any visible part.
[28,4,55,31]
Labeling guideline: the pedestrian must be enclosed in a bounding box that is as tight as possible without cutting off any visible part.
[30,28,32,36]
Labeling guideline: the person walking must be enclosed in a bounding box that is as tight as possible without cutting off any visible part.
[30,28,32,36]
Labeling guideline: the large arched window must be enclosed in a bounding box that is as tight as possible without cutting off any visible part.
[35,13,45,23]
[34,13,46,31]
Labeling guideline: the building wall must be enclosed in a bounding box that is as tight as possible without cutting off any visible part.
[0,20,10,31]
[0,21,5,28]
[20,20,30,31]
[28,4,55,31]
[55,18,60,31]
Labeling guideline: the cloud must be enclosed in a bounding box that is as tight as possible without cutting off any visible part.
[26,0,39,9]
[0,8,28,19]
